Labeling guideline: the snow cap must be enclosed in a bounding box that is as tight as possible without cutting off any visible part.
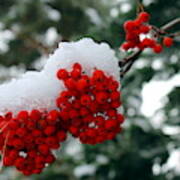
[0,38,120,114]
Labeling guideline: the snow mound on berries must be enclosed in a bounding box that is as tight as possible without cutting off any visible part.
[0,38,120,115]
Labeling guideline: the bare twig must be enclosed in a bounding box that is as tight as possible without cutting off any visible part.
[119,50,142,67]
[168,31,180,38]
[25,36,51,55]
[161,17,180,31]
[137,0,144,14]
[120,50,142,78]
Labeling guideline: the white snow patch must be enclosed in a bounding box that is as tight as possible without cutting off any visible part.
[74,164,96,177]
[44,27,59,46]
[0,38,120,115]
[141,74,180,117]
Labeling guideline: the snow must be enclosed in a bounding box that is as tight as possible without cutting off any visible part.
[0,38,120,115]
[141,74,180,118]
[74,164,96,177]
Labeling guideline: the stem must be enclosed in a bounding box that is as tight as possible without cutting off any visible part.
[161,17,180,31]
[0,131,9,171]
[168,31,180,38]
[119,50,142,67]
[120,58,137,78]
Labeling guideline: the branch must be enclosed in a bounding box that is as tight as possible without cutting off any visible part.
[161,17,180,31]
[25,36,51,55]
[120,50,142,78]
[168,31,180,38]
[119,17,180,78]
[119,50,142,67]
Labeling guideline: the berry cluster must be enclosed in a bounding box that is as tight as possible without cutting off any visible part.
[0,63,124,176]
[56,63,124,145]
[121,12,173,53]
[0,110,67,175]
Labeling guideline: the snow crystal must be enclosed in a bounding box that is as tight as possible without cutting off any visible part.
[0,38,120,115]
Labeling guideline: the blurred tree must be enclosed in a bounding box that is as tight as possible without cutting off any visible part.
[0,0,179,180]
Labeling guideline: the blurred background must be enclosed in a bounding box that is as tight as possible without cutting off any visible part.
[0,0,179,179]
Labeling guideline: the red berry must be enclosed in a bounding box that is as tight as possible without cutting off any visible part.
[57,69,69,80]
[38,144,50,155]
[30,109,41,121]
[35,155,45,164]
[141,38,156,48]
[14,157,25,168]
[69,109,79,119]
[8,119,19,130]
[33,169,42,174]
[35,137,45,144]
[96,92,109,104]
[9,150,19,159]
[5,112,13,120]
[80,95,92,106]
[138,12,150,23]
[3,156,14,166]
[57,131,67,141]
[163,37,173,47]
[111,100,121,108]
[44,126,56,136]
[28,150,37,158]
[105,120,118,130]
[25,134,34,144]
[121,42,131,50]
[16,127,27,137]
[27,121,36,130]
[64,78,76,89]
[123,20,135,31]
[139,25,151,34]
[107,109,117,117]
[17,111,29,121]
[110,91,120,101]
[80,107,90,117]
[117,114,125,124]
[47,110,59,124]
[59,111,69,120]
[23,171,32,176]
[73,63,82,71]
[13,138,24,149]
[108,80,119,91]
[46,154,55,163]
[92,70,105,83]
[153,44,163,53]
[125,33,138,42]
[50,142,60,149]
[32,129,42,137]
[71,69,81,79]
[69,126,79,136]
[46,137,58,147]
[38,119,48,129]
[77,78,89,91]
[60,91,72,99]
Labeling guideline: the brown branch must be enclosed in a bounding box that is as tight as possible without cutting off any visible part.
[168,31,180,38]
[119,50,142,67]
[120,50,142,78]
[24,36,51,55]
[151,17,180,37]
[136,0,144,14]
